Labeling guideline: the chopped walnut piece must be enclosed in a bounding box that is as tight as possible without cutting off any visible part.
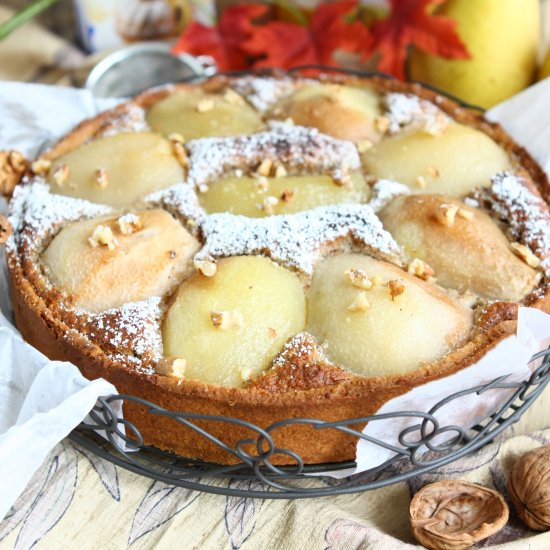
[356,140,373,153]
[94,168,109,188]
[169,250,177,259]
[196,98,214,112]
[268,327,277,339]
[156,357,187,378]
[168,132,185,144]
[388,279,405,300]
[410,480,508,550]
[280,189,294,203]
[210,309,244,330]
[257,195,278,215]
[275,163,287,178]
[117,213,142,235]
[256,158,273,177]
[371,275,383,287]
[331,169,351,187]
[408,258,435,281]
[0,215,12,245]
[197,183,209,194]
[31,158,51,175]
[223,88,245,105]
[347,292,371,313]
[253,175,269,193]
[194,257,217,277]
[52,163,70,187]
[344,268,374,290]
[435,203,459,227]
[375,116,390,133]
[0,150,28,196]
[510,242,541,268]
[416,175,427,189]
[457,208,474,221]
[172,141,189,168]
[89,225,118,251]
[427,165,440,178]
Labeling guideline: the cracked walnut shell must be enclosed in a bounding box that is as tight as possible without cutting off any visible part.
[410,480,508,550]
[508,445,550,530]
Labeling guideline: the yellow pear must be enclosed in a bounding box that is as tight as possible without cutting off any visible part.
[408,0,540,109]
[540,47,550,80]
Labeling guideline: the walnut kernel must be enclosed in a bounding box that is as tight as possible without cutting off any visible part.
[194,257,217,277]
[0,215,13,245]
[31,158,51,175]
[0,150,28,196]
[156,357,186,378]
[172,141,189,168]
[416,176,427,189]
[356,140,373,153]
[117,213,142,235]
[280,189,294,203]
[388,279,405,300]
[436,203,459,227]
[457,208,474,221]
[347,292,371,313]
[275,163,288,178]
[94,168,109,188]
[210,309,244,330]
[52,163,70,187]
[408,258,435,281]
[89,225,118,250]
[510,242,540,268]
[256,158,273,177]
[375,116,390,133]
[344,268,373,290]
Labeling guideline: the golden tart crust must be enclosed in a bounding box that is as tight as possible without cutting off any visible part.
[6,73,550,465]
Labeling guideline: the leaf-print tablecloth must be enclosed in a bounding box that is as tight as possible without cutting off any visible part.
[1,384,550,550]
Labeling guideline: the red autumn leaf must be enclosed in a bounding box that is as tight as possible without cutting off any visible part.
[242,21,317,69]
[371,0,470,80]
[172,4,269,71]
[172,22,230,70]
[310,0,374,66]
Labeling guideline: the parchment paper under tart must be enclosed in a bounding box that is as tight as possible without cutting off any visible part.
[5,72,550,465]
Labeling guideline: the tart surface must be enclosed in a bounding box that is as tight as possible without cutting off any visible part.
[6,72,550,465]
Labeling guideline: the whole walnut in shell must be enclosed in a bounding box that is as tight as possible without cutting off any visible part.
[508,445,550,530]
[409,480,509,550]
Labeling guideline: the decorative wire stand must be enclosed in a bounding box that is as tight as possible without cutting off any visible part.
[69,347,550,499]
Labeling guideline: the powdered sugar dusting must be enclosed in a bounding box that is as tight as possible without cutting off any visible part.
[230,76,307,112]
[8,179,112,251]
[480,172,550,274]
[196,203,404,275]
[272,332,329,368]
[186,123,361,189]
[96,104,150,138]
[145,183,206,225]
[83,297,162,371]
[385,93,451,135]
[368,179,410,212]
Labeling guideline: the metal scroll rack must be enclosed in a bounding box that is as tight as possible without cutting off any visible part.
[69,347,550,499]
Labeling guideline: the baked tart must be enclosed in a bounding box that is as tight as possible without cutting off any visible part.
[4,72,550,465]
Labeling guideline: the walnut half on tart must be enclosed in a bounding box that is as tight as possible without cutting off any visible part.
[5,73,550,465]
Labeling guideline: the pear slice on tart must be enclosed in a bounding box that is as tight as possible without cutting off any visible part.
[47,132,184,207]
[361,123,512,196]
[163,256,306,387]
[42,209,199,313]
[199,172,370,217]
[146,89,263,140]
[379,194,540,301]
[307,253,473,377]
[272,83,383,142]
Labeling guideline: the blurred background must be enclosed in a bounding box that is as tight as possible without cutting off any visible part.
[0,0,549,108]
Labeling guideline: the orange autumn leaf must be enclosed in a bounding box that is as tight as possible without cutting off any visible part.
[371,0,470,79]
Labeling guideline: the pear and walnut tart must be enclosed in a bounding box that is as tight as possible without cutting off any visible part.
[5,72,550,465]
